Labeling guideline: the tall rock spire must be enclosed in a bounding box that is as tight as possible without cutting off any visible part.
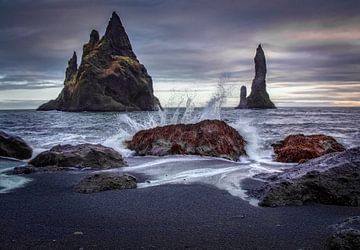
[104,11,136,58]
[64,51,77,82]
[246,44,276,109]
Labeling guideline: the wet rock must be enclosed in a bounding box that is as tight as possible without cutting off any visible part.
[0,131,32,160]
[74,172,137,193]
[15,144,125,174]
[327,216,360,249]
[246,44,276,109]
[38,11,160,112]
[272,134,345,163]
[236,85,247,109]
[126,119,247,161]
[250,147,360,207]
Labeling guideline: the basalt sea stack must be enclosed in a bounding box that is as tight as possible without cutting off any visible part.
[246,45,276,109]
[236,85,247,109]
[38,12,160,111]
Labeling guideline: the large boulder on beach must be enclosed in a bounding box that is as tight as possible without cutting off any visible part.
[272,134,345,163]
[14,144,125,174]
[126,119,247,161]
[37,11,160,112]
[246,44,276,109]
[250,147,360,207]
[74,172,137,193]
[0,131,32,160]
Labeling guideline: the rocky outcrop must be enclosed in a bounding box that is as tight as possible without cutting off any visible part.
[126,119,247,161]
[14,144,125,174]
[249,147,360,207]
[236,86,247,109]
[74,173,137,193]
[0,131,32,160]
[246,45,276,109]
[272,134,345,163]
[38,11,160,112]
[327,217,360,249]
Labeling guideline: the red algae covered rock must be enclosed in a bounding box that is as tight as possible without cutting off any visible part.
[272,134,345,163]
[126,120,246,161]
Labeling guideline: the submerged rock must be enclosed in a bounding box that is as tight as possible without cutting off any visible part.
[272,134,345,163]
[14,144,125,174]
[74,173,137,193]
[246,45,276,109]
[327,216,360,249]
[236,85,247,109]
[250,147,360,207]
[38,11,160,112]
[0,131,32,160]
[126,119,247,161]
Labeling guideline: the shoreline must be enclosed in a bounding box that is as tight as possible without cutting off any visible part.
[1,171,359,249]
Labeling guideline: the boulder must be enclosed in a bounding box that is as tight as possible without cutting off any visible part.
[126,119,247,161]
[272,134,345,163]
[0,131,32,160]
[236,85,247,109]
[14,144,125,174]
[74,172,137,193]
[38,11,160,112]
[327,217,360,249]
[250,147,360,207]
[246,44,276,109]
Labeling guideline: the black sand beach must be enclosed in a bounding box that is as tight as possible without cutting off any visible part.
[1,171,359,249]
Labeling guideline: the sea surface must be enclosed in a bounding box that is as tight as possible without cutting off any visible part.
[1,105,359,204]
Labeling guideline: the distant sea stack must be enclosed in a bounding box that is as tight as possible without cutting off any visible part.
[236,85,247,109]
[38,12,161,112]
[245,44,276,109]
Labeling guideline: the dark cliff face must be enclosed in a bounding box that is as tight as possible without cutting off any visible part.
[236,85,247,109]
[246,45,276,109]
[38,11,161,112]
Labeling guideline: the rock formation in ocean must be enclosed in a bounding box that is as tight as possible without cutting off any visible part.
[246,44,276,109]
[14,144,126,174]
[236,85,247,109]
[74,173,137,193]
[272,134,345,163]
[126,119,247,161]
[38,12,160,111]
[248,147,360,207]
[0,131,32,160]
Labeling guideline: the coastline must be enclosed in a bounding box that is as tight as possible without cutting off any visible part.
[1,171,359,249]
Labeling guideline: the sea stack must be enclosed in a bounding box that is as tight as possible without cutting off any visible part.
[38,12,160,112]
[236,85,247,109]
[246,44,276,109]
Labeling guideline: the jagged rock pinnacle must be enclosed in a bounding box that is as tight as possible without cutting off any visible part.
[236,85,247,109]
[65,51,77,82]
[104,11,135,58]
[246,44,276,109]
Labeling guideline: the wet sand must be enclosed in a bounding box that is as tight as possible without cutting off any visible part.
[1,171,359,249]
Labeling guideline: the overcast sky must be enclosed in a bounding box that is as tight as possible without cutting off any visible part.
[0,0,359,109]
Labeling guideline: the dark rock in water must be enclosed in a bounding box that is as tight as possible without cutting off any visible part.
[272,134,345,163]
[14,144,125,174]
[0,131,32,160]
[327,217,360,249]
[74,172,137,193]
[246,44,276,109]
[126,119,247,161]
[236,85,247,109]
[250,147,360,207]
[38,11,160,112]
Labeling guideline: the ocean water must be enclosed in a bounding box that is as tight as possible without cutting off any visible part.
[1,103,359,203]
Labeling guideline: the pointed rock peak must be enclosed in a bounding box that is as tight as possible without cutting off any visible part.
[103,11,135,58]
[65,51,77,82]
[89,29,99,44]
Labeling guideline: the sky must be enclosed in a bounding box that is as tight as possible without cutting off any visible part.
[0,0,359,109]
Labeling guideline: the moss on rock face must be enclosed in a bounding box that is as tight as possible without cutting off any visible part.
[38,12,160,112]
